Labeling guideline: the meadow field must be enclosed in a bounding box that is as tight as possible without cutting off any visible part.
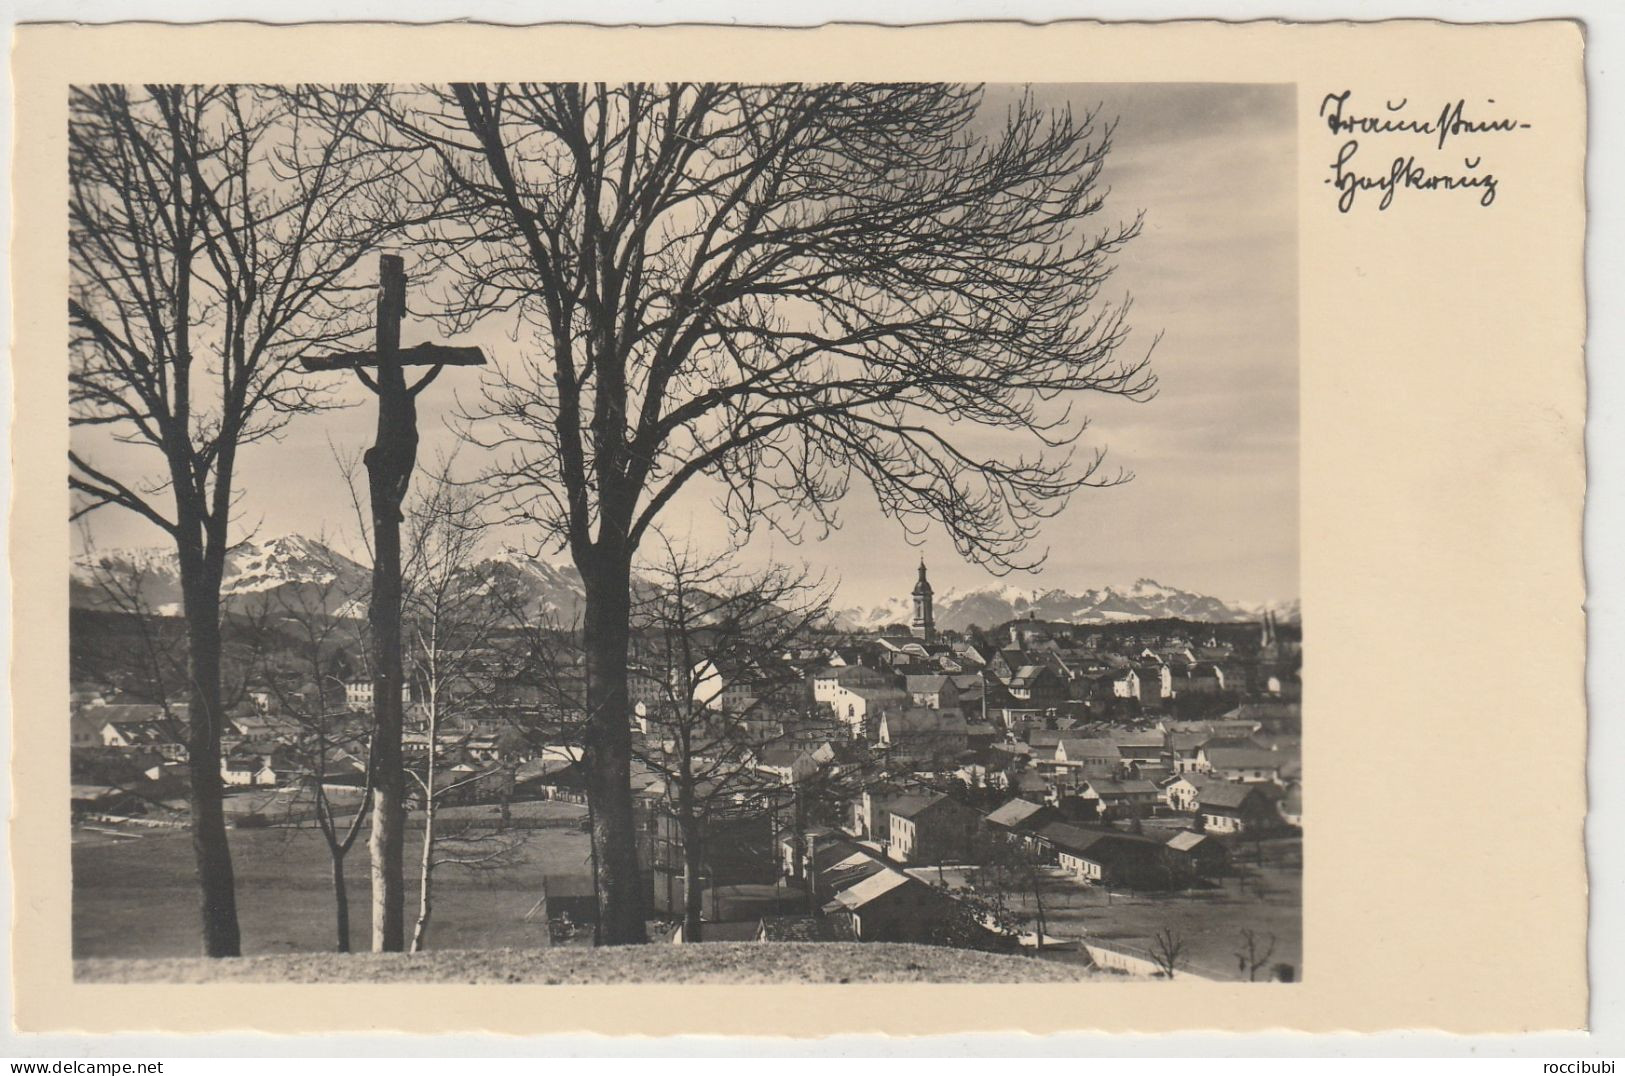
[932,835,1303,981]
[75,798,1301,982]
[73,802,596,960]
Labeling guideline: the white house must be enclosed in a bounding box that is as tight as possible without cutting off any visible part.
[345,678,410,710]
[689,659,760,713]
[1092,667,1140,699]
[1162,773,1209,813]
[814,664,898,704]
[98,709,188,760]
[220,751,286,788]
[1197,746,1283,784]
[829,683,909,738]
[905,674,958,711]
[1054,737,1119,772]
[70,710,104,748]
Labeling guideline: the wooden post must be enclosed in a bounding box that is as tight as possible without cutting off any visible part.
[366,253,411,953]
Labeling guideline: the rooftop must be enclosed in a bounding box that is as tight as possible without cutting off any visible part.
[984,797,1048,828]
[830,869,914,909]
[1198,781,1285,809]
[1164,830,1212,852]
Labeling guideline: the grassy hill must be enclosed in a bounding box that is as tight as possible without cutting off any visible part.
[77,943,1098,984]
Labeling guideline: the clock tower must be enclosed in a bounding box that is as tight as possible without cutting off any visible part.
[910,559,935,642]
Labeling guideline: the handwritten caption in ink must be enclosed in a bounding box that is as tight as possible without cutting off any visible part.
[1319,91,1532,212]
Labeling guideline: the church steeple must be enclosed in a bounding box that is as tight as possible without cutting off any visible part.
[1260,609,1280,660]
[911,559,935,642]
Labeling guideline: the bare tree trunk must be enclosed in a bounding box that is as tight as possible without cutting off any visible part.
[679,812,704,942]
[332,852,351,953]
[411,687,438,954]
[580,552,647,945]
[315,779,370,954]
[585,788,602,945]
[179,556,241,958]
[410,798,435,952]
[367,607,406,955]
[797,789,818,916]
[1031,872,1047,954]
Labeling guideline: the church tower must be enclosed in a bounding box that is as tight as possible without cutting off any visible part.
[911,559,935,642]
[1260,610,1281,661]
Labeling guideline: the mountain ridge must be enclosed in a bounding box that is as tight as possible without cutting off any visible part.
[71,535,1298,629]
[833,576,1298,632]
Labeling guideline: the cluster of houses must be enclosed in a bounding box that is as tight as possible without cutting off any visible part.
[610,566,1302,946]
[617,678,1298,947]
[830,713,1292,883]
[67,677,543,817]
[649,770,1250,949]
[71,692,324,799]
[631,568,1302,843]
[720,564,1294,747]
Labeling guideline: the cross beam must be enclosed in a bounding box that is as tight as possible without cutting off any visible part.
[301,342,487,371]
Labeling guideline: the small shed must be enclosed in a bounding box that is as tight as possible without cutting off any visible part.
[1164,829,1229,877]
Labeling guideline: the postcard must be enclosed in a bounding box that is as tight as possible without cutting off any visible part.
[9,19,1587,1035]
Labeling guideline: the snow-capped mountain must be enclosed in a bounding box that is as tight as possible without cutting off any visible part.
[71,536,590,624]
[72,535,371,617]
[72,534,1297,632]
[1260,597,1302,624]
[476,548,588,625]
[222,535,366,597]
[833,577,1294,632]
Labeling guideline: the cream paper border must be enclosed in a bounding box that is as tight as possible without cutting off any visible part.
[9,20,1587,1036]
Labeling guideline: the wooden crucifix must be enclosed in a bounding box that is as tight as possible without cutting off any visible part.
[303,253,486,953]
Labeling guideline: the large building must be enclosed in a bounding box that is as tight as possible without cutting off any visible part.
[344,677,411,710]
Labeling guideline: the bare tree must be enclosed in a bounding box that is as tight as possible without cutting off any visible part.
[631,537,833,941]
[968,825,1050,954]
[398,468,527,952]
[73,537,192,727]
[927,885,1023,953]
[238,541,373,953]
[68,85,396,955]
[1234,927,1277,982]
[382,83,1155,942]
[1150,926,1189,979]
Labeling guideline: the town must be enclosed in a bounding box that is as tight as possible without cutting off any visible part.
[71,556,1302,981]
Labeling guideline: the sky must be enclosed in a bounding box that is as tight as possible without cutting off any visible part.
[72,83,1297,611]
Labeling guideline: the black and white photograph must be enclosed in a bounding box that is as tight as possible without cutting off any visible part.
[64,80,1300,984]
